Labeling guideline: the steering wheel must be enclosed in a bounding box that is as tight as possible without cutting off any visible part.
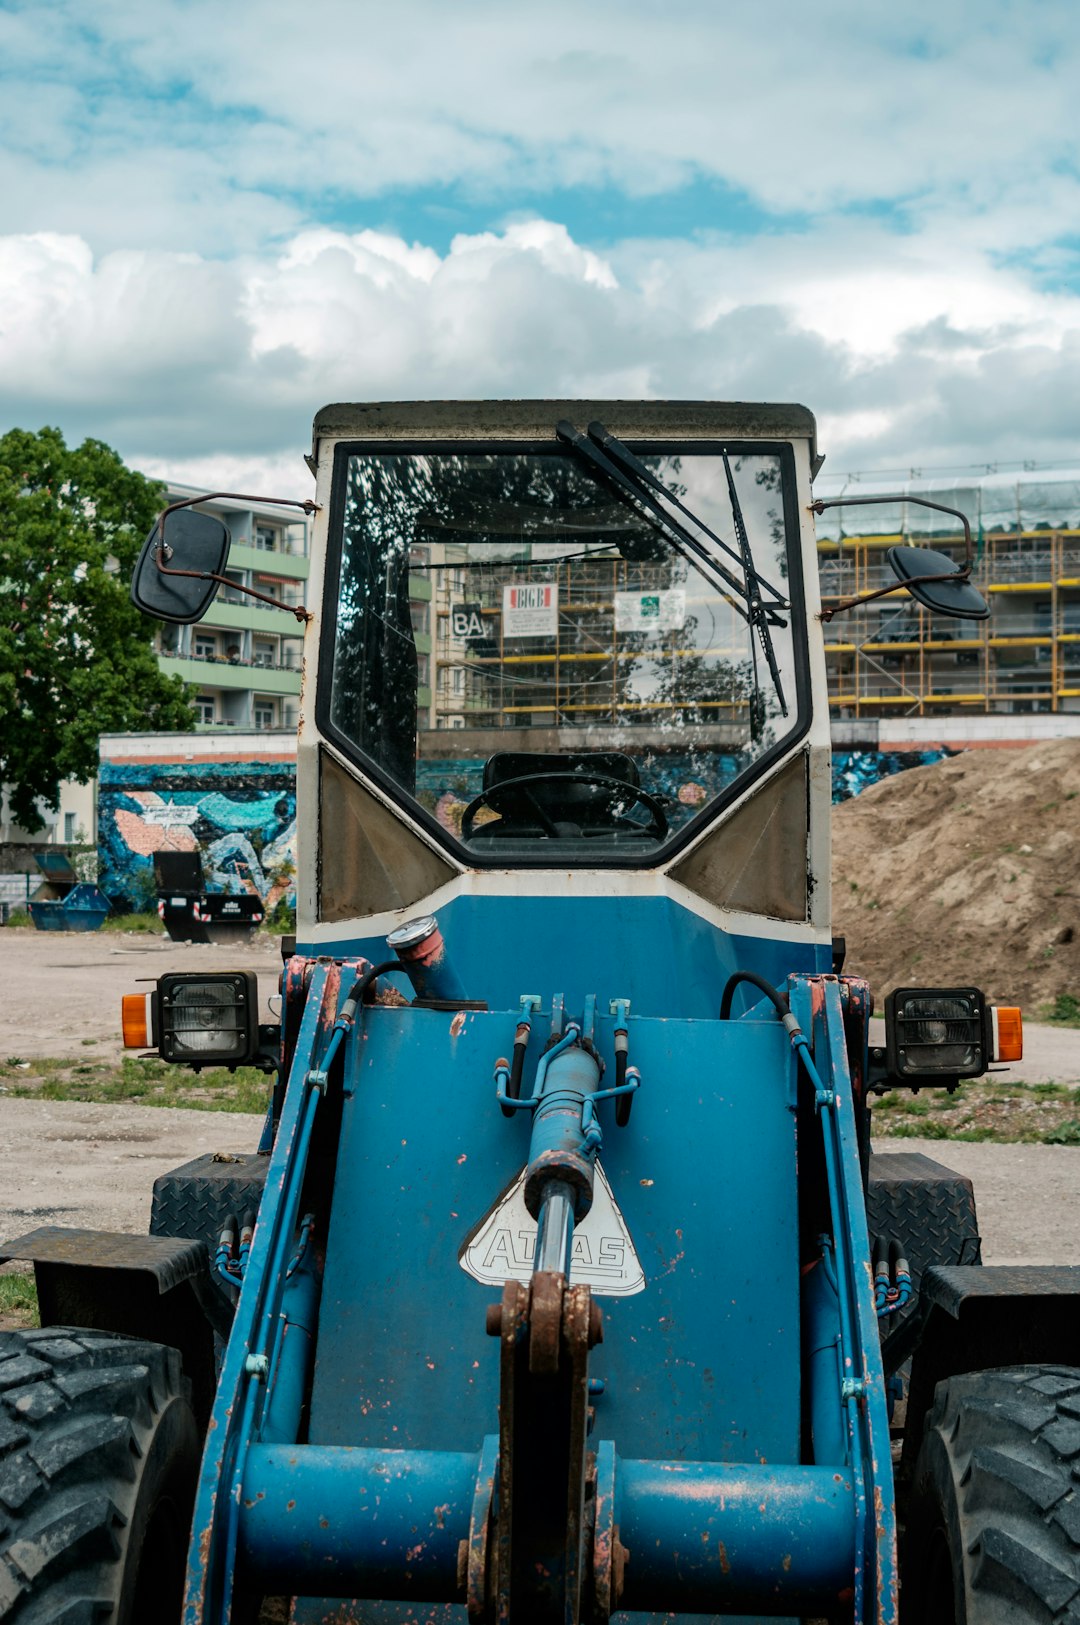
[460,771,669,841]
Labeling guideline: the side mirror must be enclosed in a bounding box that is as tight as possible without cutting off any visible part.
[131,509,230,624]
[886,545,990,621]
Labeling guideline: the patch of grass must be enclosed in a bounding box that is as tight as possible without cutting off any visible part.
[873,1077,1080,1144]
[100,912,164,935]
[0,1272,39,1329]
[0,1054,269,1113]
[1041,993,1080,1028]
[3,909,30,928]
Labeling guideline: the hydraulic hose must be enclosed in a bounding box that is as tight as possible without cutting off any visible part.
[339,959,409,1024]
[719,970,791,1022]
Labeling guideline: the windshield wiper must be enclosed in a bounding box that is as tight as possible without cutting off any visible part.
[556,419,789,725]
[719,448,788,719]
[585,422,788,615]
[555,421,753,626]
[586,420,790,721]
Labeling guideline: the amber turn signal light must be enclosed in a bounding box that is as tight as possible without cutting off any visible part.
[991,1006,1023,1063]
[121,993,150,1049]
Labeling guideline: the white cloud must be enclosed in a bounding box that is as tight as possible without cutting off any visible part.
[3,1,1080,484]
[3,215,1080,490]
[4,0,1080,258]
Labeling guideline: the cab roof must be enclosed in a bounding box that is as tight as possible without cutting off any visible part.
[310,399,819,470]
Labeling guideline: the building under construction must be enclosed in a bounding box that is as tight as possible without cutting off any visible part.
[813,466,1080,719]
[427,466,1080,736]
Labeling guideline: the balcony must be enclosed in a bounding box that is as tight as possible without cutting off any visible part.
[226,542,310,579]
[159,653,302,695]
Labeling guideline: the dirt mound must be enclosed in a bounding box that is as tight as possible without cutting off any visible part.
[832,738,1080,1009]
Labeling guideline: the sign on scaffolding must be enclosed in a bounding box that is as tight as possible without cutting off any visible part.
[614,588,686,633]
[502,582,559,637]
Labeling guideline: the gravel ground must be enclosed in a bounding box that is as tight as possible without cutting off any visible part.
[0,1099,262,1239]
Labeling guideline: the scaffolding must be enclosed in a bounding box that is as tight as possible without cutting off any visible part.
[820,529,1080,716]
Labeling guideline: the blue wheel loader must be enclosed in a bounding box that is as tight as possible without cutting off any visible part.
[2,401,1077,1625]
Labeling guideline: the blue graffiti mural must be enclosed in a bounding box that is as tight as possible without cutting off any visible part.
[416,747,955,838]
[98,757,296,912]
[831,749,954,801]
[98,747,950,910]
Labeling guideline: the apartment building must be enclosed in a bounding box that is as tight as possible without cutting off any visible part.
[152,486,311,732]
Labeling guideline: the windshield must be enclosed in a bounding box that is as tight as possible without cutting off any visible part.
[324,446,806,863]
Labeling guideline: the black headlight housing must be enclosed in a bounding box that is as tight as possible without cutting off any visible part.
[884,986,990,1083]
[155,971,261,1067]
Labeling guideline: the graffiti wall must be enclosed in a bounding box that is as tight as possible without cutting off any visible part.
[98,755,296,913]
[96,741,949,912]
[831,748,954,801]
[416,747,955,837]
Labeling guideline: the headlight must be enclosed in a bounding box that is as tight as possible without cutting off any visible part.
[884,986,989,1080]
[156,971,260,1065]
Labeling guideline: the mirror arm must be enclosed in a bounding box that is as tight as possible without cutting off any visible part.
[816,569,972,623]
[154,491,320,624]
[809,494,974,623]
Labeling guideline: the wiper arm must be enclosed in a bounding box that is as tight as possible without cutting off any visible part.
[557,419,789,729]
[555,420,752,626]
[586,421,788,614]
[586,419,788,721]
[721,450,788,719]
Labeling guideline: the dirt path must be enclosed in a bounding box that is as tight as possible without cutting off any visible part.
[0,1099,262,1239]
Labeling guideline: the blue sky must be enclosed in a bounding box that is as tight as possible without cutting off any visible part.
[2,0,1080,492]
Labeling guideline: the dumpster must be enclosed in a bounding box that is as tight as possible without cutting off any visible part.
[153,850,264,944]
[28,854,110,932]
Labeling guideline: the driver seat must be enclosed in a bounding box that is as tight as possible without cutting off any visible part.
[472,751,642,840]
[483,751,639,790]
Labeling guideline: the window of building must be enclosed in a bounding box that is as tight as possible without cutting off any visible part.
[64,812,76,843]
[417,655,430,686]
[194,634,217,659]
[254,702,276,729]
[196,695,216,725]
[410,603,429,635]
[254,640,276,667]
[255,525,278,552]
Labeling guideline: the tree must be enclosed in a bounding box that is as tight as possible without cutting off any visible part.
[0,426,196,832]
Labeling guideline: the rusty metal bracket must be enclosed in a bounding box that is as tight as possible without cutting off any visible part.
[486,1271,603,1625]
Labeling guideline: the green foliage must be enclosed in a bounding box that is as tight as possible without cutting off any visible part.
[0,1053,269,1113]
[0,427,196,831]
[100,911,164,934]
[3,909,30,927]
[0,1273,38,1329]
[1045,1121,1080,1144]
[1043,993,1080,1027]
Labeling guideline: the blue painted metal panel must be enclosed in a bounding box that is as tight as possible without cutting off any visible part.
[309,1006,801,1470]
[299,892,830,1019]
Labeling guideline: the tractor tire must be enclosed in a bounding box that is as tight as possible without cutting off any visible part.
[903,1364,1080,1624]
[0,1328,200,1624]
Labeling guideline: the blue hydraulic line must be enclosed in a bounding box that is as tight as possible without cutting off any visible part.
[186,959,367,1625]
[495,1022,581,1111]
[786,1026,861,1422]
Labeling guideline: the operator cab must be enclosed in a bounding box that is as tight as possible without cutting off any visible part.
[316,408,811,869]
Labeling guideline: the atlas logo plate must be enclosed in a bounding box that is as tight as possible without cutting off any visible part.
[459,1162,645,1296]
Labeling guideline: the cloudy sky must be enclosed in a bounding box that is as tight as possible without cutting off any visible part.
[2,0,1079,494]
